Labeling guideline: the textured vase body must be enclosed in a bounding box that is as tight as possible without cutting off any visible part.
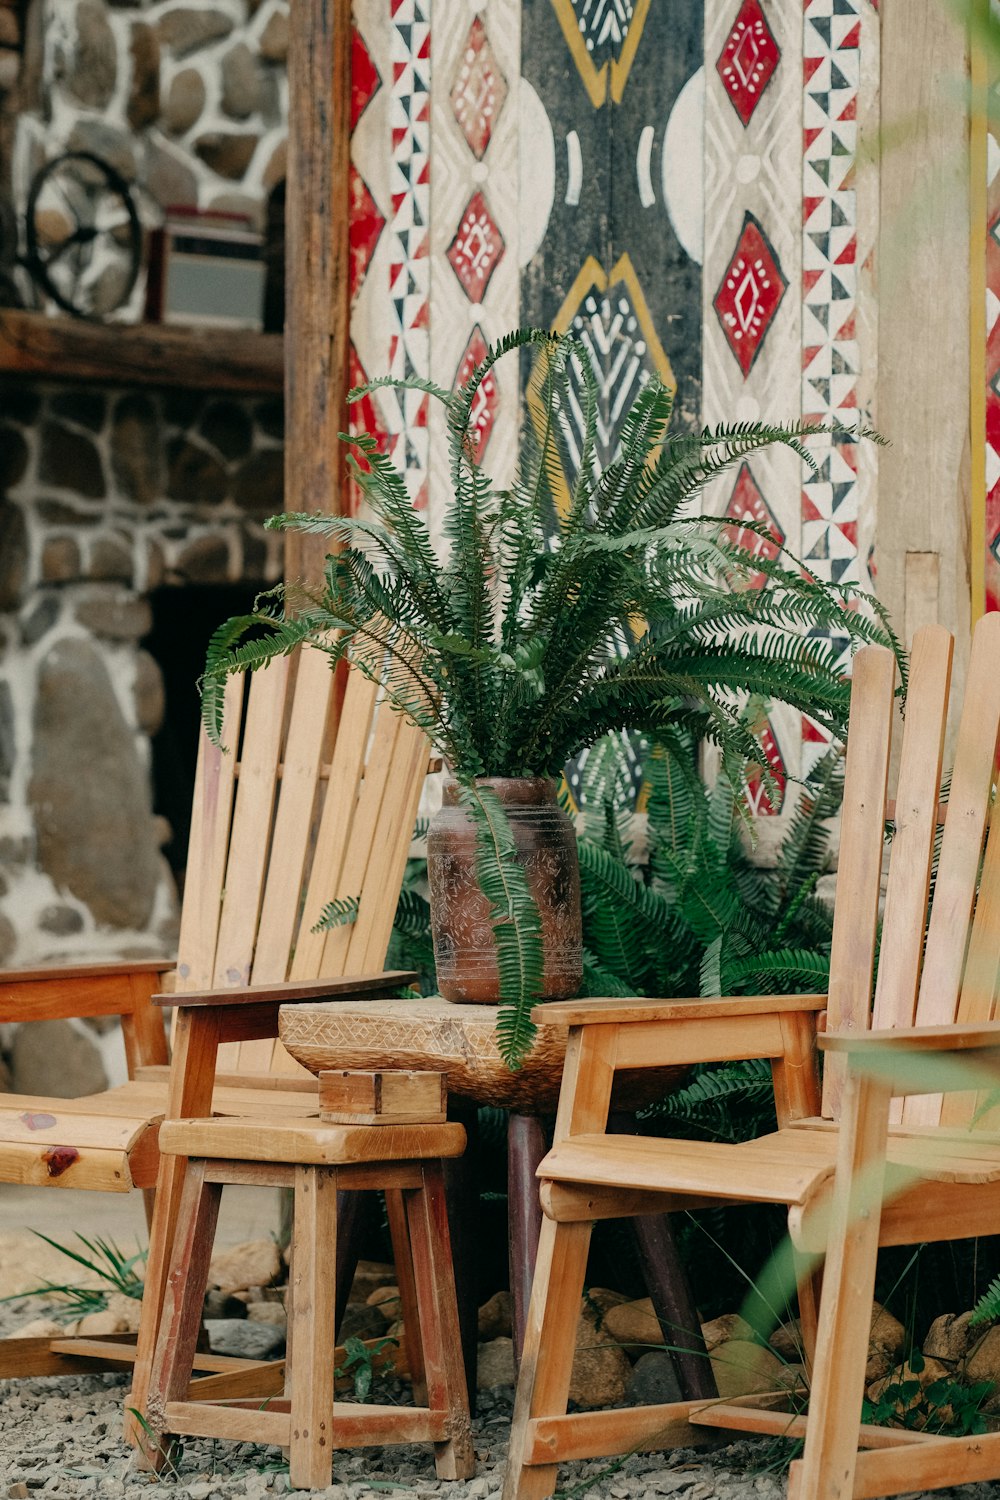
[428,777,583,1004]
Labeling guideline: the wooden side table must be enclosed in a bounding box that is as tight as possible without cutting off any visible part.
[279,997,714,1402]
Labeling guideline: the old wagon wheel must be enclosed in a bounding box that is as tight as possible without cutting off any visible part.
[24,150,142,320]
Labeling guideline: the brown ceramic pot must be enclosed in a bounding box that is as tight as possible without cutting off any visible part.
[428,777,583,1004]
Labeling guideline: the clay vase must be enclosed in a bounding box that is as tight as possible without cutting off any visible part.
[427,777,583,1004]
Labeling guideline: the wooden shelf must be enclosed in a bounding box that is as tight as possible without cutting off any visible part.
[0,310,284,394]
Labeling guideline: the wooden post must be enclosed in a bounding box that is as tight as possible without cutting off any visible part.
[876,0,971,683]
[283,0,352,588]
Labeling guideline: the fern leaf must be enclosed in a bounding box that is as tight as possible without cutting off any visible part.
[459,783,544,1068]
[312,895,360,933]
[972,1273,1000,1327]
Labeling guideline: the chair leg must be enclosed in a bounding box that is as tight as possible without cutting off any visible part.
[142,1160,222,1471]
[386,1186,427,1404]
[288,1165,338,1493]
[795,1254,823,1379]
[127,1150,194,1446]
[405,1163,476,1481]
[508,1112,547,1366]
[790,1067,891,1500]
[503,1215,593,1500]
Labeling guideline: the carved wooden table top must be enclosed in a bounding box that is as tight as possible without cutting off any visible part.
[279,996,682,1115]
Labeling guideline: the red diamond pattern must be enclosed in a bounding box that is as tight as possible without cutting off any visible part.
[351,26,381,132]
[723,461,785,587]
[347,342,392,515]
[447,190,505,304]
[454,325,499,455]
[745,717,787,817]
[716,0,780,127]
[348,164,385,301]
[450,16,508,160]
[713,212,787,377]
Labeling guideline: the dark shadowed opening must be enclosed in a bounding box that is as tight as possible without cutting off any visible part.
[142,582,259,892]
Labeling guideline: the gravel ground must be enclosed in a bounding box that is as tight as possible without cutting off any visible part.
[3,1300,1000,1500]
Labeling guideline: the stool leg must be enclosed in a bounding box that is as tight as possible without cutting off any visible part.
[632,1214,716,1401]
[335,1187,378,1338]
[609,1109,714,1402]
[143,1160,222,1471]
[444,1095,479,1410]
[405,1164,475,1481]
[508,1112,547,1365]
[386,1187,427,1404]
[289,1165,337,1492]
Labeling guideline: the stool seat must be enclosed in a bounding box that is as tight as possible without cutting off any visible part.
[158,1115,467,1164]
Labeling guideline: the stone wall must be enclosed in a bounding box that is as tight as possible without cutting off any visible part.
[7,0,287,314]
[0,0,290,1097]
[0,380,284,991]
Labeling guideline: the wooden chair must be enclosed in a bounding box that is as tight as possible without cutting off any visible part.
[504,616,1000,1500]
[143,1071,474,1491]
[0,646,430,1391]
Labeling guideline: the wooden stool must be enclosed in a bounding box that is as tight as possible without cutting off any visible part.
[143,1071,475,1492]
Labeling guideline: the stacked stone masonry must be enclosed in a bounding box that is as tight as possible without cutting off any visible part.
[7,0,288,315]
[0,0,21,98]
[0,0,292,1096]
[0,383,284,986]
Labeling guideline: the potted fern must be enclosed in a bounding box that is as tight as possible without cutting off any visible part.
[201,328,899,1067]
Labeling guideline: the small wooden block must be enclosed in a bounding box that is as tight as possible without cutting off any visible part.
[318,1069,447,1124]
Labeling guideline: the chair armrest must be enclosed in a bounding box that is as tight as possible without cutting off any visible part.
[533,994,828,1028]
[159,971,418,1009]
[820,1023,1000,1099]
[0,958,173,985]
[821,1023,1000,1055]
[0,959,175,1024]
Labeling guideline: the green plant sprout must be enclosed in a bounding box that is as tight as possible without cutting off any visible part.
[126,1407,184,1482]
[335,1333,398,1402]
[0,1232,146,1319]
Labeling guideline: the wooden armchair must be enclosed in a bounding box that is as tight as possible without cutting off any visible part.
[0,647,429,1386]
[505,616,1000,1500]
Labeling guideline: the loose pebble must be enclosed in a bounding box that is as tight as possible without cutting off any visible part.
[1,1299,996,1498]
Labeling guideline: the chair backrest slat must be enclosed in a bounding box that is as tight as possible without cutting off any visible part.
[290,667,382,981]
[174,674,243,992]
[315,704,405,977]
[250,648,338,984]
[174,649,428,1080]
[210,658,292,991]
[346,716,429,975]
[901,615,1000,1124]
[822,645,896,1118]
[913,613,1000,1027]
[871,626,953,1036]
[940,795,1000,1130]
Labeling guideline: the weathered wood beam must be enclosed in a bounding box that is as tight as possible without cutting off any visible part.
[283,0,352,587]
[0,311,283,391]
[876,1,971,681]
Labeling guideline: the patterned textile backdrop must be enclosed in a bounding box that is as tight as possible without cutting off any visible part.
[348,0,881,822]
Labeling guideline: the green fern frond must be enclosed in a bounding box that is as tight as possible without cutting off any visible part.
[201,326,896,1071]
[312,895,360,933]
[459,783,544,1068]
[972,1272,1000,1327]
[647,1059,776,1142]
[724,947,831,993]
